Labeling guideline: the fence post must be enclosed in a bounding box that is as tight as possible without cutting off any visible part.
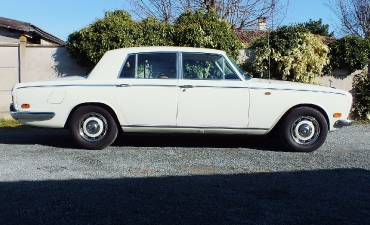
[18,35,27,83]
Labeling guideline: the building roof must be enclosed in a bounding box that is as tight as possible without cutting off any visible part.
[233,30,268,45]
[234,29,336,45]
[0,17,65,45]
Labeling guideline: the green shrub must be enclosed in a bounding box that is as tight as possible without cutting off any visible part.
[327,36,370,74]
[352,72,370,120]
[173,9,243,60]
[66,10,140,70]
[67,9,243,69]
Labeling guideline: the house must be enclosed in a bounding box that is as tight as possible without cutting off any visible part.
[0,16,65,45]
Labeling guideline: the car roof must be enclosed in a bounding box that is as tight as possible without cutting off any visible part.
[108,46,226,55]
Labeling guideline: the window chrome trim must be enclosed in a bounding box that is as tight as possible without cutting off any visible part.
[135,54,138,78]
[178,52,182,79]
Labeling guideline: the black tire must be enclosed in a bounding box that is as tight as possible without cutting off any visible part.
[69,106,118,150]
[279,107,328,152]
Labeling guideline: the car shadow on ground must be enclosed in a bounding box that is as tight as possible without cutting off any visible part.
[0,128,287,152]
[0,168,369,224]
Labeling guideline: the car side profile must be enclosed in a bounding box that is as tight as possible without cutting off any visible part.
[10,46,354,152]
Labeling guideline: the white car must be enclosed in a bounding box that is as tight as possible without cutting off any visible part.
[10,47,353,152]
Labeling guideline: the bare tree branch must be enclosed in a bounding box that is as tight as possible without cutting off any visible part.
[127,0,290,29]
[326,0,370,37]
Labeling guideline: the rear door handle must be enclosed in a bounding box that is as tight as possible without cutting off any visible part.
[179,85,195,88]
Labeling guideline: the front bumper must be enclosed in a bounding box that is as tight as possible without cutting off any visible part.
[334,119,355,128]
[10,103,55,120]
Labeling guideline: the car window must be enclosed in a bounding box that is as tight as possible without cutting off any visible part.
[119,54,136,78]
[224,61,241,80]
[228,56,250,80]
[119,53,177,79]
[182,53,240,80]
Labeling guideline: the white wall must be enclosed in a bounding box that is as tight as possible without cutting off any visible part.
[0,45,18,118]
[23,46,86,82]
[0,43,85,119]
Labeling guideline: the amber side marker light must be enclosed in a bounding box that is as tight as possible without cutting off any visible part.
[333,113,342,118]
[21,104,30,109]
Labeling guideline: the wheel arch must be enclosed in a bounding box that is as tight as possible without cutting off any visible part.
[64,102,122,132]
[270,103,330,135]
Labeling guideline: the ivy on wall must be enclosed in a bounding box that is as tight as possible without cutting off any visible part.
[242,25,329,83]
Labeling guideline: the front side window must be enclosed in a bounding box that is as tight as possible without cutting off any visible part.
[119,53,177,79]
[182,53,240,80]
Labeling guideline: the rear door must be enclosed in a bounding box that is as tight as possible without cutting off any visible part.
[114,52,178,127]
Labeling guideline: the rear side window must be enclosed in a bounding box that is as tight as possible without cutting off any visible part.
[119,55,136,78]
[119,53,177,79]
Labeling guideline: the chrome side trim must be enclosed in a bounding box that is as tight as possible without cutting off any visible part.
[334,119,354,128]
[16,84,115,89]
[10,104,55,120]
[122,125,268,130]
[249,87,347,95]
[186,85,247,89]
[126,84,178,87]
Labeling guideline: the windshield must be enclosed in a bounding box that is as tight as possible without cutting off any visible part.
[228,56,251,80]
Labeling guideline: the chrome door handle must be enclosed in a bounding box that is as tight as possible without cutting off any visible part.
[180,85,195,88]
[116,84,132,87]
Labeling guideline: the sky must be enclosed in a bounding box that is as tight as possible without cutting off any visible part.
[0,0,339,41]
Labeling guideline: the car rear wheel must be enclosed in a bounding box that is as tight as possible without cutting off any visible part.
[279,107,328,152]
[69,106,118,150]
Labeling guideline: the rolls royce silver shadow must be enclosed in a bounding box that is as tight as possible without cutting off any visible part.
[10,47,354,152]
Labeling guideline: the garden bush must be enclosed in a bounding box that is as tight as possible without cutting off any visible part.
[352,72,370,120]
[243,25,329,83]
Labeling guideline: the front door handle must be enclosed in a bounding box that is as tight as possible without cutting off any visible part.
[116,84,132,87]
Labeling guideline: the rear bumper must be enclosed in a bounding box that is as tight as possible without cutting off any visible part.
[10,103,55,120]
[334,119,354,128]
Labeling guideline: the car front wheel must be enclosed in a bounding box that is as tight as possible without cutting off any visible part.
[279,107,328,152]
[69,106,118,150]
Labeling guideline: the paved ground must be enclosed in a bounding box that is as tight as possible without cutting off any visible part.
[0,125,369,225]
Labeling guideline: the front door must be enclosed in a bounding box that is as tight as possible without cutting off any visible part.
[176,53,250,128]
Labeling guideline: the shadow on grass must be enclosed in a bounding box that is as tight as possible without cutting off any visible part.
[0,168,369,224]
[0,128,287,151]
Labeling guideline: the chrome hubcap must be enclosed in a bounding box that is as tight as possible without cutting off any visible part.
[291,116,320,145]
[79,112,107,142]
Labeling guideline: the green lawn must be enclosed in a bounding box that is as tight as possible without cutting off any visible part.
[0,119,23,128]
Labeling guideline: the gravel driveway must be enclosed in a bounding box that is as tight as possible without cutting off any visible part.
[0,125,369,225]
